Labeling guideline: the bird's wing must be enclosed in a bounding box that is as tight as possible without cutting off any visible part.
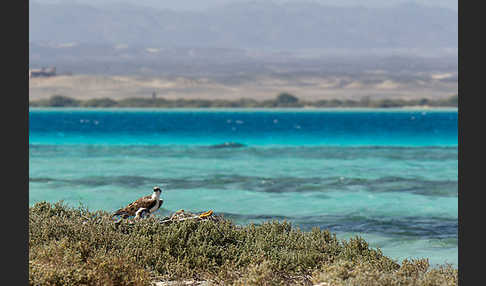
[113,195,157,217]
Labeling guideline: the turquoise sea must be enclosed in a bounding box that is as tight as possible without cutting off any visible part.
[29,108,458,267]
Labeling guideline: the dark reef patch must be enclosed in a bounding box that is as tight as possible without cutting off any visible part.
[208,142,246,149]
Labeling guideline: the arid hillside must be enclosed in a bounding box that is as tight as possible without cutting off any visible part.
[29,73,457,102]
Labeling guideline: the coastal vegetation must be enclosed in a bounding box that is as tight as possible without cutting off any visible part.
[29,202,457,285]
[29,93,458,109]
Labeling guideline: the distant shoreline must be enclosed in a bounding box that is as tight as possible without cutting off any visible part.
[29,93,458,109]
[28,107,458,112]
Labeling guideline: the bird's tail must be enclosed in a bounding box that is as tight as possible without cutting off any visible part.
[111,209,130,219]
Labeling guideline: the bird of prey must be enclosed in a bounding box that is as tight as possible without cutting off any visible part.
[112,186,163,219]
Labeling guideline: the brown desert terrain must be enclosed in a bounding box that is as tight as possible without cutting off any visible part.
[29,73,457,102]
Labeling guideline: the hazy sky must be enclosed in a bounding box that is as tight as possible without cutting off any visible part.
[33,0,458,11]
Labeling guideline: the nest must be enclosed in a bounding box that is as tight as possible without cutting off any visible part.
[112,208,226,226]
[159,209,224,224]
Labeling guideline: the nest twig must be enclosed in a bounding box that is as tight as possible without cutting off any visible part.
[159,209,224,225]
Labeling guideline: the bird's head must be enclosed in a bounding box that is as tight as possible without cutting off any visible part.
[153,186,162,195]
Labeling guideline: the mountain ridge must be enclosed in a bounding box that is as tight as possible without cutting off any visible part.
[30,0,457,51]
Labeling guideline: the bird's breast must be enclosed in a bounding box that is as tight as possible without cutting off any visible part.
[149,200,161,213]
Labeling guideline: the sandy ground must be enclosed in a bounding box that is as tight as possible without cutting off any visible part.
[29,74,458,101]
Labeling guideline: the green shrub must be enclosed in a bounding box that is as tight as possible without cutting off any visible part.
[81,98,119,108]
[312,259,457,286]
[29,93,459,109]
[29,202,457,285]
[275,93,300,107]
[118,98,157,107]
[46,95,80,107]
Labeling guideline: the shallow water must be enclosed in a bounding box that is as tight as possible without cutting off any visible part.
[29,109,458,267]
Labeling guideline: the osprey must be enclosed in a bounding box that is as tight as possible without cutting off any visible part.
[112,186,163,219]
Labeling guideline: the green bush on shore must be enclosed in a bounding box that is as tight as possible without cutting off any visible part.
[29,93,458,108]
[29,202,457,286]
[81,98,118,108]
[30,95,81,107]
